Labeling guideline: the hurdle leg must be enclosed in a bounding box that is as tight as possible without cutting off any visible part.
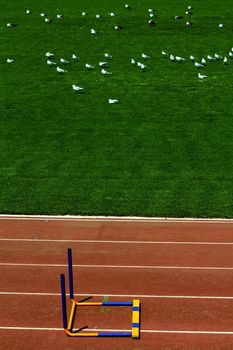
[60,274,68,329]
[67,248,74,299]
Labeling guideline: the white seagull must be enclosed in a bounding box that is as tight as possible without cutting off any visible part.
[85,63,94,69]
[214,53,222,60]
[71,54,79,60]
[60,58,69,64]
[131,58,136,64]
[91,28,97,34]
[57,14,64,19]
[162,51,167,57]
[82,12,87,16]
[140,63,146,71]
[170,54,175,62]
[104,53,112,59]
[190,55,196,61]
[7,58,14,63]
[194,62,204,68]
[96,14,101,19]
[101,68,112,75]
[201,58,207,65]
[207,55,216,61]
[109,12,117,16]
[198,72,207,79]
[108,99,118,104]
[175,56,185,62]
[99,61,108,67]
[47,60,56,65]
[229,52,233,58]
[26,9,32,14]
[72,85,83,91]
[142,53,150,59]
[40,13,47,17]
[56,66,67,73]
[46,52,54,58]
[219,23,224,28]
[44,18,51,23]
[7,23,16,27]
[125,4,131,9]
[223,57,228,64]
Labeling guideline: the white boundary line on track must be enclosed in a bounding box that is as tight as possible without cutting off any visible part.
[1,262,233,270]
[1,326,233,335]
[0,214,233,223]
[1,238,233,245]
[1,291,233,300]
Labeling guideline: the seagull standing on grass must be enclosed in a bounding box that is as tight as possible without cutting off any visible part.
[101,69,112,75]
[223,57,228,64]
[162,51,167,57]
[105,53,112,59]
[131,58,136,64]
[175,56,185,62]
[190,55,196,61]
[91,28,97,34]
[72,85,83,91]
[57,14,64,19]
[214,53,222,60]
[108,99,118,104]
[7,58,14,63]
[57,66,67,73]
[44,18,51,23]
[71,54,79,60]
[46,52,54,58]
[229,52,233,58]
[219,23,224,28]
[207,55,216,61]
[96,14,101,19]
[47,60,56,65]
[201,58,207,65]
[85,63,94,69]
[142,53,150,59]
[170,54,175,62]
[198,72,207,79]
[40,13,47,17]
[109,12,117,16]
[82,12,87,16]
[99,62,108,67]
[26,9,32,14]
[7,23,16,27]
[194,62,204,68]
[60,58,69,64]
[125,4,132,9]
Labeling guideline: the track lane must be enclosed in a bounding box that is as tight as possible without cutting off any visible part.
[1,240,233,267]
[1,218,233,242]
[1,265,233,297]
[1,295,233,332]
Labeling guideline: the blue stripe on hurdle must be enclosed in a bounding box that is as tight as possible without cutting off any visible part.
[102,301,133,306]
[132,323,140,328]
[98,332,132,337]
[133,307,140,311]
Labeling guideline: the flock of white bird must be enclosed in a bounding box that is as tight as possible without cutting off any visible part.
[5,3,231,103]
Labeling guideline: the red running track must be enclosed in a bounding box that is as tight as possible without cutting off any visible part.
[1,216,233,349]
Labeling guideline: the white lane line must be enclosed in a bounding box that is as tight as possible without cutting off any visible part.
[1,238,233,245]
[1,262,233,270]
[1,291,233,300]
[1,214,233,223]
[1,326,233,335]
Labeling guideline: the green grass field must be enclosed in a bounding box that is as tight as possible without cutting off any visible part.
[1,0,233,217]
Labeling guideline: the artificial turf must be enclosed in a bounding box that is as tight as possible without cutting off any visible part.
[1,0,233,217]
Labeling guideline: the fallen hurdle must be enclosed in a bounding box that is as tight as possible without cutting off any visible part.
[60,248,140,338]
